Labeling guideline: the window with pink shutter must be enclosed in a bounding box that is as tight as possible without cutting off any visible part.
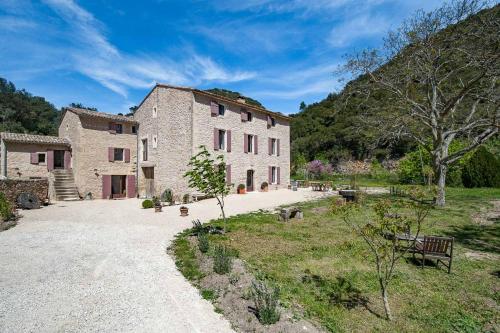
[30,152,38,164]
[124,149,130,163]
[277,167,281,184]
[210,101,218,116]
[225,164,231,185]
[277,139,280,156]
[214,128,219,150]
[108,147,114,162]
[102,175,111,199]
[244,133,248,153]
[227,130,232,152]
[127,175,136,198]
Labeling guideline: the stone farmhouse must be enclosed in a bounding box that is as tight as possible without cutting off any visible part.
[0,84,290,201]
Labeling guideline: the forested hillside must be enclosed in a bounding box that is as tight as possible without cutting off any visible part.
[205,88,265,108]
[291,4,499,165]
[0,77,60,135]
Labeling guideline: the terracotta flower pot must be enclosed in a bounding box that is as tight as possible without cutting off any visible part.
[180,206,189,217]
[237,188,246,194]
[155,205,162,213]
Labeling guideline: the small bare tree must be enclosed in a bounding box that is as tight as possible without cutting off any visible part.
[332,189,431,320]
[184,145,230,231]
[342,0,499,206]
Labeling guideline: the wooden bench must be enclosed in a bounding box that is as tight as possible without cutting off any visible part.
[411,236,454,273]
[278,207,303,222]
[191,192,209,202]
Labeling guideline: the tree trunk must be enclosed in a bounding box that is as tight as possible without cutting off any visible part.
[435,164,447,207]
[381,284,392,321]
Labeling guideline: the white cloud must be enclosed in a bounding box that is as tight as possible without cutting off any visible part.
[1,0,254,98]
[328,14,390,47]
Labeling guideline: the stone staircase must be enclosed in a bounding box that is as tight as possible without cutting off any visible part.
[52,169,79,201]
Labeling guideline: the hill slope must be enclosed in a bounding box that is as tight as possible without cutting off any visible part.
[290,4,499,165]
[0,78,60,136]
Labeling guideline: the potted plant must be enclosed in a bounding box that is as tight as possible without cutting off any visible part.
[237,184,246,194]
[161,188,174,205]
[153,196,162,212]
[260,181,269,192]
[180,206,189,216]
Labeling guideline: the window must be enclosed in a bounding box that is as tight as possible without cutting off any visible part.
[271,117,276,127]
[247,112,253,122]
[218,130,226,150]
[271,166,277,184]
[142,139,148,161]
[115,123,123,134]
[38,153,46,164]
[271,138,277,155]
[153,106,157,118]
[247,134,254,153]
[132,126,137,134]
[114,148,124,161]
[152,135,158,149]
[218,104,225,116]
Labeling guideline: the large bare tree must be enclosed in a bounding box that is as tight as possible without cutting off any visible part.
[342,0,499,206]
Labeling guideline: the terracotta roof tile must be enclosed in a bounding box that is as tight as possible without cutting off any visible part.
[0,132,70,146]
[66,107,138,124]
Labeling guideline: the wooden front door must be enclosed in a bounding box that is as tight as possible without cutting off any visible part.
[143,167,154,198]
[54,150,65,169]
[246,169,254,192]
[111,175,126,199]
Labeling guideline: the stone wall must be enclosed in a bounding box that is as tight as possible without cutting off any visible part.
[0,178,49,207]
[59,110,137,199]
[135,86,291,198]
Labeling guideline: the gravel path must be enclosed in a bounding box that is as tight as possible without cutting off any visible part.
[0,189,329,333]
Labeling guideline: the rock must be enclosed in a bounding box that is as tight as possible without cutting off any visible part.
[17,192,40,210]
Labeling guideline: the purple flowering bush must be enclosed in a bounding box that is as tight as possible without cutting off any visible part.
[306,160,333,179]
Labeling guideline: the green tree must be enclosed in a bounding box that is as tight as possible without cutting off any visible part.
[332,189,431,320]
[0,77,60,135]
[184,146,230,231]
[342,1,499,206]
[461,146,500,188]
[69,103,97,111]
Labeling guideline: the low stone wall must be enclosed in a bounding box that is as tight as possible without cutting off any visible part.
[0,178,49,207]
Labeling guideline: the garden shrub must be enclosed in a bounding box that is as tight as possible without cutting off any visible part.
[161,188,173,203]
[461,146,500,188]
[251,280,280,325]
[213,245,232,274]
[197,232,209,253]
[0,192,12,220]
[142,199,154,209]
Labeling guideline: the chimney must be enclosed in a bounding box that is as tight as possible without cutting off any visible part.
[237,96,246,104]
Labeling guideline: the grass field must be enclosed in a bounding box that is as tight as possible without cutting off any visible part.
[173,188,500,332]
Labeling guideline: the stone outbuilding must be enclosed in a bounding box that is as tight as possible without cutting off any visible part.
[59,107,138,199]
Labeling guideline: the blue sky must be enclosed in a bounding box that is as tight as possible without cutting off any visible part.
[0,0,443,115]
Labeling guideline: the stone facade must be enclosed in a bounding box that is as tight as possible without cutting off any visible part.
[0,179,49,207]
[135,85,290,198]
[1,142,69,179]
[59,109,138,199]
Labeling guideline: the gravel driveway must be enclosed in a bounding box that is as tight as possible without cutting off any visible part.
[0,189,328,332]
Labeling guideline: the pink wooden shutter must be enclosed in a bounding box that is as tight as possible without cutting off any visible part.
[108,123,116,134]
[127,175,136,198]
[241,109,248,122]
[227,130,231,152]
[277,167,281,185]
[268,138,272,155]
[268,166,272,183]
[267,115,272,127]
[214,128,219,150]
[124,148,130,163]
[102,175,111,199]
[211,101,218,116]
[277,139,280,156]
[244,134,248,153]
[30,152,38,164]
[108,147,114,162]
[254,135,258,154]
[47,150,54,171]
[64,150,71,169]
[226,164,231,185]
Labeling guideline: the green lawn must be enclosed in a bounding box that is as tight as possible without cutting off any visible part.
[174,188,500,332]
